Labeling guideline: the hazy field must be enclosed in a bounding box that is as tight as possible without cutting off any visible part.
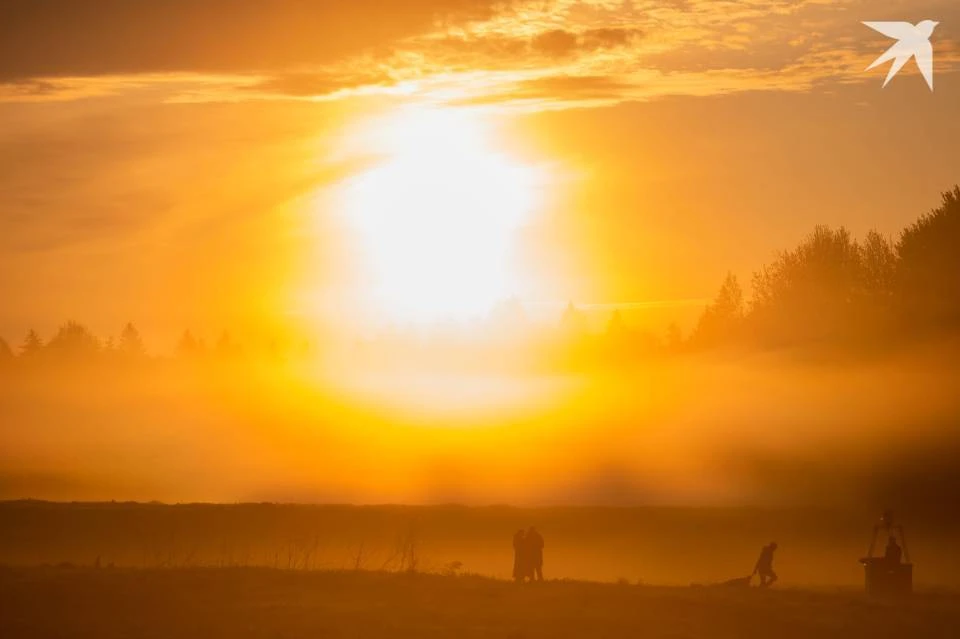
[4,500,959,637]
[2,565,958,639]
[2,502,959,587]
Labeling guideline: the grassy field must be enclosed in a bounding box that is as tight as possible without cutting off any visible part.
[3,501,960,587]
[3,503,959,637]
[2,565,958,638]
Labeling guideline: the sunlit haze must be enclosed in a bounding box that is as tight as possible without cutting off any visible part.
[8,9,960,636]
[2,0,960,519]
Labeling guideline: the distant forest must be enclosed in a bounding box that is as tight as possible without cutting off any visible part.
[2,185,959,369]
[691,185,960,351]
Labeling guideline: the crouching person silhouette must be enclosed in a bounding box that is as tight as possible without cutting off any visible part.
[753,542,778,588]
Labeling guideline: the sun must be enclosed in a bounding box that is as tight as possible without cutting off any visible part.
[337,106,544,324]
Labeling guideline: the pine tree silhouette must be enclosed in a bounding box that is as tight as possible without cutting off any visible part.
[19,329,43,357]
[119,322,146,357]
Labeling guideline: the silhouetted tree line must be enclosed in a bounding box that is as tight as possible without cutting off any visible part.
[0,319,323,373]
[2,186,958,370]
[0,321,144,366]
[0,323,250,367]
[690,186,960,351]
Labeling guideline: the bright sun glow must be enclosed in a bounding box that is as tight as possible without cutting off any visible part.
[338,107,544,324]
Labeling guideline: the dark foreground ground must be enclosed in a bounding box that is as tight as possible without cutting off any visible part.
[2,566,958,639]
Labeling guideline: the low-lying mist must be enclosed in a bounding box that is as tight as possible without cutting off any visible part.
[2,337,959,513]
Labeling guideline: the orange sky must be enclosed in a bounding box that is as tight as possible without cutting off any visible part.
[2,0,959,344]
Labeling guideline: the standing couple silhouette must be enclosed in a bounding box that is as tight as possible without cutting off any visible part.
[513,527,544,582]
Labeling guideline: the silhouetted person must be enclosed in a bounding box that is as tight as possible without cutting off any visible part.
[753,542,778,587]
[885,536,902,567]
[512,529,527,582]
[527,526,544,582]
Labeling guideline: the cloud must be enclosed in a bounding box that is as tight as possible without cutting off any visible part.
[0,0,509,81]
[2,0,960,108]
[449,74,634,108]
[582,27,644,49]
[245,71,396,98]
[531,29,580,57]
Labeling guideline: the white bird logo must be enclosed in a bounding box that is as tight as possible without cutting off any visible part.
[863,20,939,91]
